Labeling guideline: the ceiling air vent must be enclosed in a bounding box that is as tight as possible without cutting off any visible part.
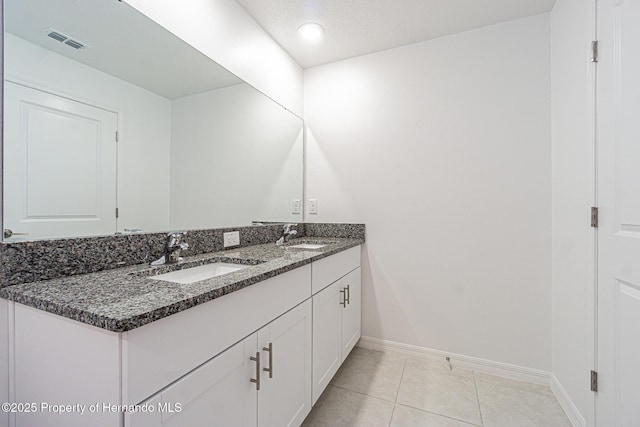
[64,39,85,50]
[45,28,89,50]
[47,31,67,42]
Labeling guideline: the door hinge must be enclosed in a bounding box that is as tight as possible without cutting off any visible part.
[591,41,599,63]
[590,370,598,392]
[116,208,119,218]
[591,207,599,228]
[115,131,119,142]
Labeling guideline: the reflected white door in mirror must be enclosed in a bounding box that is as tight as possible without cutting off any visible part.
[4,81,117,240]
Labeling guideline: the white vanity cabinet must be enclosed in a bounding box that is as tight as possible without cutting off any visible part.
[310,247,362,403]
[5,244,362,427]
[122,265,312,406]
[0,298,9,427]
[127,300,312,427]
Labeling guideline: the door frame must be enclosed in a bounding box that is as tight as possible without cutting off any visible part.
[588,0,597,425]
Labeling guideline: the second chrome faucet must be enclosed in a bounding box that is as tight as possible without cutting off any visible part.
[276,223,298,245]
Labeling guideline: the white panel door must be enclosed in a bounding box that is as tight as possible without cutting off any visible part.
[4,81,117,240]
[311,280,343,404]
[596,0,640,425]
[258,300,312,427]
[126,333,258,427]
[341,268,361,361]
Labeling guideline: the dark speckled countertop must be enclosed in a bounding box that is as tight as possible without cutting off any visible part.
[0,238,363,332]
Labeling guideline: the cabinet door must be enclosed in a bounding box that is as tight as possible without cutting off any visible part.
[258,300,312,427]
[311,280,343,404]
[341,268,362,361]
[127,334,258,427]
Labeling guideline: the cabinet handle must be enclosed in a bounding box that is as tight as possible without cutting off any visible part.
[340,288,347,308]
[263,343,273,378]
[346,285,350,305]
[250,351,261,391]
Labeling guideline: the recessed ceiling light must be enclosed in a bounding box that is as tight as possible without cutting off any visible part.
[298,22,324,42]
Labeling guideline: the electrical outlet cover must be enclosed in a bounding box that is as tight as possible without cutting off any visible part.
[223,231,240,247]
[308,199,318,214]
[292,199,301,214]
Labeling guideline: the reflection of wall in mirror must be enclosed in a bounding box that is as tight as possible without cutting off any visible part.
[169,84,304,229]
[4,33,172,233]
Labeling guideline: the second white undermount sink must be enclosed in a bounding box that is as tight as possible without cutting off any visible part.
[149,262,248,284]
[289,243,328,250]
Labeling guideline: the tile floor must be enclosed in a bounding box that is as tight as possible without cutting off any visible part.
[302,347,572,427]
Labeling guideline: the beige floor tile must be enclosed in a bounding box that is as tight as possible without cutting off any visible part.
[391,404,481,426]
[476,380,572,427]
[302,385,395,427]
[330,352,406,401]
[352,346,408,363]
[405,355,474,379]
[397,363,482,425]
[474,372,553,396]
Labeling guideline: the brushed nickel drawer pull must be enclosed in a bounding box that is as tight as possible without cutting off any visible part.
[250,351,261,391]
[346,285,351,305]
[263,343,273,378]
[340,288,347,307]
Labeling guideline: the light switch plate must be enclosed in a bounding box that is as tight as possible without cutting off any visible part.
[308,199,318,215]
[223,231,240,247]
[292,199,301,214]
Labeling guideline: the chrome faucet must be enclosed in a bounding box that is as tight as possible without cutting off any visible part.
[151,231,189,265]
[276,223,298,246]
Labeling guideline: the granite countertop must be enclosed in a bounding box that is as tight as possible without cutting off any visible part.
[0,238,363,332]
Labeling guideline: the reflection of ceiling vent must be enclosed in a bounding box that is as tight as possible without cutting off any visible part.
[46,28,89,50]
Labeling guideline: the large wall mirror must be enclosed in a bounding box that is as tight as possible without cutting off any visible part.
[2,0,303,241]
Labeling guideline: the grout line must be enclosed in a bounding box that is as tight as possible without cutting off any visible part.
[388,403,396,427]
[330,384,397,403]
[388,355,407,426]
[394,355,408,403]
[472,371,485,426]
[474,374,554,397]
[395,358,482,426]
[394,403,482,427]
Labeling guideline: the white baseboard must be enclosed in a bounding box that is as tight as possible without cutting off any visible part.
[357,336,551,385]
[551,374,587,427]
[357,336,586,427]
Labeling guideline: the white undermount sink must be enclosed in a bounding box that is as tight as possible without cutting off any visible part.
[148,262,248,284]
[289,243,328,250]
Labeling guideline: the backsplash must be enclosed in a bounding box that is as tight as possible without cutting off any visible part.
[0,223,365,287]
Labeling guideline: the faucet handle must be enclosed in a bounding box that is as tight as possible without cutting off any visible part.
[283,223,298,233]
[167,230,187,237]
[166,231,187,248]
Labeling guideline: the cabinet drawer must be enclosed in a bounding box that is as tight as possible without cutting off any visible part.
[123,264,311,405]
[311,245,361,294]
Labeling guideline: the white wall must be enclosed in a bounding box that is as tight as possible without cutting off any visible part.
[305,14,552,370]
[124,0,303,117]
[550,0,594,423]
[169,84,303,228]
[4,34,172,233]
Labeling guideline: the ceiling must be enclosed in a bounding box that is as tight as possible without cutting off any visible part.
[5,0,241,100]
[236,0,557,68]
